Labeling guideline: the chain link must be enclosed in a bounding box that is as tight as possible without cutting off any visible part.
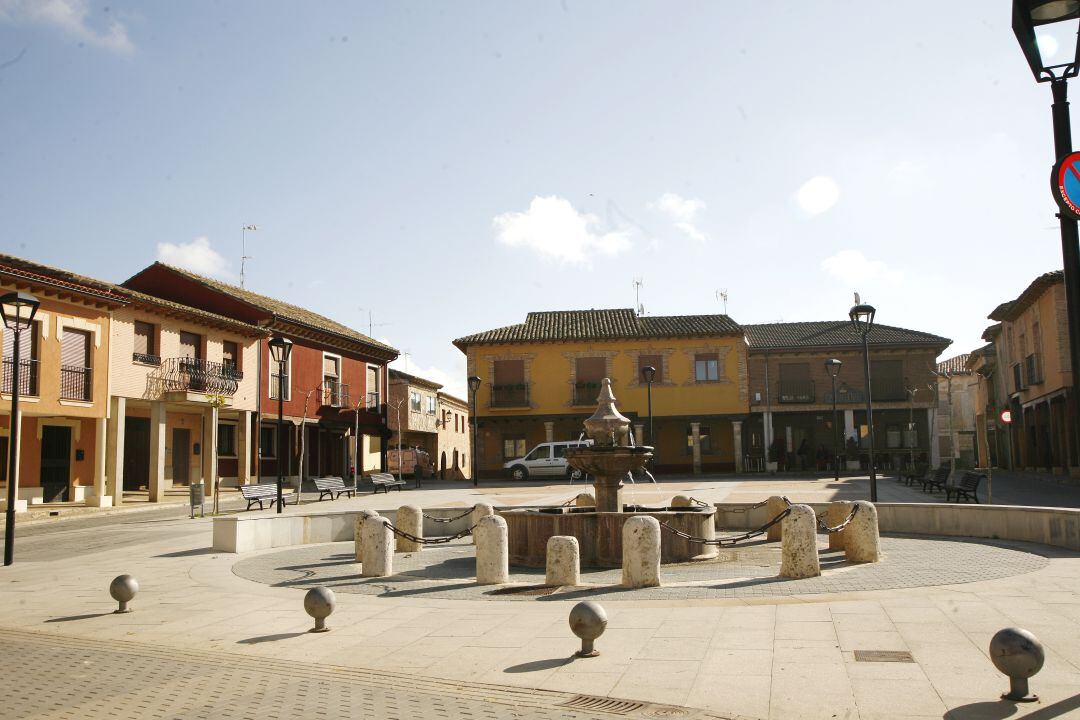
[659,497,792,546]
[817,503,860,534]
[422,506,477,523]
[713,498,770,514]
[386,521,476,545]
[689,497,711,508]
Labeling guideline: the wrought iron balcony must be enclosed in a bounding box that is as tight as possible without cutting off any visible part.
[132,352,161,366]
[777,379,815,404]
[490,383,529,408]
[1,358,38,396]
[870,377,908,402]
[573,382,601,406]
[60,365,92,401]
[160,357,239,396]
[322,379,349,408]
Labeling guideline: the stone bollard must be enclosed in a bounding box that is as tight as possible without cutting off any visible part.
[844,500,880,563]
[471,503,495,545]
[109,575,138,614]
[569,601,608,657]
[779,504,821,579]
[766,496,787,541]
[475,514,509,585]
[990,627,1045,701]
[361,516,393,577]
[546,536,581,586]
[353,509,380,562]
[396,505,423,553]
[670,495,692,508]
[825,501,855,551]
[304,586,335,633]
[622,516,661,588]
[574,492,596,507]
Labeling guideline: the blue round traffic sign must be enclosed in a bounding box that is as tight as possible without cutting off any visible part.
[1052,152,1080,219]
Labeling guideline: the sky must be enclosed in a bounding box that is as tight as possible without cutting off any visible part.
[0,1,1069,399]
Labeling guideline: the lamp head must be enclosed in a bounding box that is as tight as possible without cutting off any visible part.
[641,365,656,384]
[1014,0,1080,82]
[467,375,481,393]
[0,292,40,332]
[268,335,293,364]
[824,358,843,378]
[849,302,877,337]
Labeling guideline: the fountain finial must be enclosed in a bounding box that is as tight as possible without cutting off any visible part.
[583,378,631,447]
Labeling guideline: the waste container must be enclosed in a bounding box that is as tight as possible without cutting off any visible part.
[190,482,205,518]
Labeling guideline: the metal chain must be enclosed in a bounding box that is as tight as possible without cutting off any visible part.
[713,498,770,514]
[422,506,477,523]
[386,522,476,545]
[659,501,792,547]
[817,504,860,534]
[689,497,711,508]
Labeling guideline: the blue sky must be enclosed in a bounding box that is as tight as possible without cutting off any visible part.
[0,1,1067,397]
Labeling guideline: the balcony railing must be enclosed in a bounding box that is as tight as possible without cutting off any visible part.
[366,391,380,410]
[777,379,815,404]
[322,379,349,408]
[1025,353,1043,386]
[132,352,161,366]
[491,383,529,408]
[870,377,907,401]
[825,386,865,404]
[60,365,92,401]
[1,358,38,396]
[160,357,239,396]
[573,382,601,406]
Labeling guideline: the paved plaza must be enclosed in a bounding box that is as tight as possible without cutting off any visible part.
[2,473,1080,720]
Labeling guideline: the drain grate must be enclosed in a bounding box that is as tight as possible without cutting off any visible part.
[558,695,647,715]
[642,707,693,717]
[488,584,560,597]
[854,650,915,663]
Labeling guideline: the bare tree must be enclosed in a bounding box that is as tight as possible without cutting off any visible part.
[295,387,316,504]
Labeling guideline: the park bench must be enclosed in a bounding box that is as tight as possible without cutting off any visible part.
[901,463,929,487]
[921,465,951,494]
[369,472,407,493]
[313,476,355,501]
[945,471,984,503]
[239,483,295,511]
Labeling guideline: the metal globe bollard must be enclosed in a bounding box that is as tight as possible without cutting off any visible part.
[303,586,336,633]
[109,574,138,614]
[990,627,1045,702]
[569,601,607,658]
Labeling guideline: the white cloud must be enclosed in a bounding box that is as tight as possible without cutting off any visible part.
[0,0,134,54]
[156,236,233,280]
[389,356,467,401]
[493,196,632,264]
[649,192,707,242]
[820,249,903,286]
[795,176,841,216]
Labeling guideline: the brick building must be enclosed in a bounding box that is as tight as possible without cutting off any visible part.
[387,368,471,479]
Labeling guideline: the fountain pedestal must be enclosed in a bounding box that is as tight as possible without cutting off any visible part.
[594,477,623,513]
[565,447,651,513]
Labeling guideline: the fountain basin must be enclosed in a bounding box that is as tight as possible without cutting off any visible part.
[502,507,718,568]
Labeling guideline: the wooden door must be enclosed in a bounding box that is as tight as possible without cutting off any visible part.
[40,426,71,503]
[172,428,190,485]
[123,418,150,491]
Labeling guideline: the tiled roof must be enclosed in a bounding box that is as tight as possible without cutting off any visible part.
[389,368,443,390]
[965,345,995,371]
[981,323,1002,342]
[144,263,397,356]
[116,287,265,336]
[989,271,1064,321]
[0,253,126,304]
[937,353,972,375]
[453,309,742,349]
[744,321,951,351]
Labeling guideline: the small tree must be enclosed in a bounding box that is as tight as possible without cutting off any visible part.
[295,387,316,502]
[208,394,228,515]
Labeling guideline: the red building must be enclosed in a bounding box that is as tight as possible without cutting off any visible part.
[123,264,398,483]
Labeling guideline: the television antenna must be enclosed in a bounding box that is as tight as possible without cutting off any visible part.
[357,308,391,337]
[240,224,257,288]
[633,277,645,315]
[715,288,728,315]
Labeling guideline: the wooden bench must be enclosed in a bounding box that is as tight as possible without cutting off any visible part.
[240,483,295,511]
[369,472,407,493]
[314,476,355,501]
[902,463,929,487]
[946,471,983,503]
[922,465,951,494]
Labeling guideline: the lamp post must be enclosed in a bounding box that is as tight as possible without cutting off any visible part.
[641,365,656,449]
[468,375,481,487]
[824,358,842,483]
[2,291,40,566]
[1013,1,1080,454]
[268,335,293,514]
[850,300,878,502]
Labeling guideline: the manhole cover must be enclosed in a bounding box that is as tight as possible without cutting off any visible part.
[489,584,559,597]
[558,695,647,715]
[854,650,914,663]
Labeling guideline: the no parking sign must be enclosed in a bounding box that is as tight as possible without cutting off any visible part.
[1052,152,1080,219]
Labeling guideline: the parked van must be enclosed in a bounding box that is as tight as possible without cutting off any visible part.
[388,447,433,478]
[503,440,593,481]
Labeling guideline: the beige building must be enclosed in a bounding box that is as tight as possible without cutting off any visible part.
[934,354,979,469]
[436,390,470,480]
[387,369,470,479]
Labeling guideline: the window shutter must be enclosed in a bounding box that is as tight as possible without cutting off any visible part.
[2,325,33,361]
[133,322,154,355]
[61,329,90,368]
[179,332,200,358]
[324,356,339,376]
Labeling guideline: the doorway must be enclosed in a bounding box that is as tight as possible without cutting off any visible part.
[123,417,150,491]
[40,425,71,503]
[172,428,190,486]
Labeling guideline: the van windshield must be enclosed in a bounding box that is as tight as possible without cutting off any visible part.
[524,446,550,461]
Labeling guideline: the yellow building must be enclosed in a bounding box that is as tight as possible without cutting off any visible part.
[454,309,748,476]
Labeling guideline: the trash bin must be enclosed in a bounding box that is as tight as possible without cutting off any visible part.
[190,482,205,518]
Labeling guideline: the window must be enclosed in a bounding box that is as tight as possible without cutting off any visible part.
[268,351,291,401]
[60,328,92,401]
[574,357,605,404]
[259,425,277,458]
[222,341,239,375]
[2,321,39,395]
[524,445,550,461]
[179,331,201,359]
[366,366,380,408]
[694,353,719,382]
[218,423,237,457]
[410,390,421,412]
[638,354,662,383]
[492,359,527,406]
[502,436,527,460]
[425,396,437,415]
[686,425,712,455]
[323,354,342,406]
[133,321,157,363]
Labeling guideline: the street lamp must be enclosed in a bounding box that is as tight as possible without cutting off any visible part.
[824,358,842,484]
[1013,1,1080,456]
[268,335,293,514]
[2,291,39,566]
[468,376,481,487]
[849,299,878,503]
[641,365,656,450]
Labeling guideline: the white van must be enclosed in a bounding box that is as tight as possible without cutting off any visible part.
[503,440,593,481]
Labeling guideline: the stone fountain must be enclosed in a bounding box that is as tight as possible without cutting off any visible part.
[501,378,717,568]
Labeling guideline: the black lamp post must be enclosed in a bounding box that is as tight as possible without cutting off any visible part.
[468,375,481,487]
[1013,1,1080,455]
[824,358,842,483]
[2,291,39,566]
[641,365,656,449]
[268,335,293,514]
[850,300,878,502]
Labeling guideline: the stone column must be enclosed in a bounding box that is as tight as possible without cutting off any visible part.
[475,514,509,585]
[353,509,379,562]
[732,420,744,473]
[202,405,219,499]
[87,417,111,507]
[825,500,855,551]
[690,422,702,475]
[928,408,941,468]
[395,505,423,553]
[546,536,580,586]
[237,410,252,485]
[844,410,856,443]
[148,401,166,503]
[763,410,776,471]
[844,500,881,563]
[471,502,494,545]
[105,396,126,506]
[779,504,820,579]
[766,495,787,541]
[361,516,393,577]
[633,423,644,447]
[544,421,554,443]
[622,515,661,588]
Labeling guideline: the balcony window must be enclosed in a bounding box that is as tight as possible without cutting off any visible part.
[133,321,159,365]
[425,395,436,415]
[574,357,605,405]
[60,328,92,401]
[222,340,241,379]
[2,321,39,396]
[162,357,240,396]
[366,391,380,410]
[492,359,528,406]
[1025,353,1043,386]
[410,390,421,412]
[694,354,719,383]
